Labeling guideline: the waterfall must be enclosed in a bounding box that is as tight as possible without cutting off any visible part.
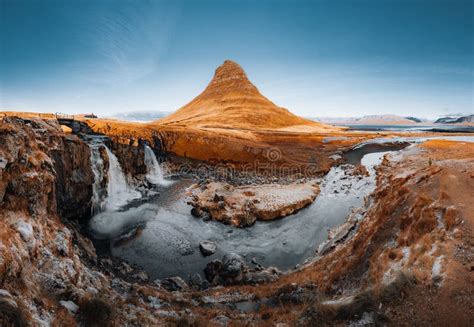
[103,146,141,211]
[89,137,141,214]
[90,145,106,214]
[144,145,172,186]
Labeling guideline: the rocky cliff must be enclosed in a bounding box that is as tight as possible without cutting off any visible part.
[0,117,94,220]
[0,117,198,325]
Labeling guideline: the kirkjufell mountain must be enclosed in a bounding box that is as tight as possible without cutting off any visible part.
[158,60,333,130]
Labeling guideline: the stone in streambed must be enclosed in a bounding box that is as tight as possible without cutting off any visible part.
[199,240,217,256]
[160,276,188,292]
[204,259,223,283]
[191,207,203,218]
[222,253,245,278]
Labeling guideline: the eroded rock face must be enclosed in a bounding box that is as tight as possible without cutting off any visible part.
[0,117,94,220]
[187,181,320,227]
[0,117,190,325]
[52,135,94,220]
[109,138,147,180]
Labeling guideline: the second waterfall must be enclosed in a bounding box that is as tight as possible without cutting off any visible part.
[144,145,172,186]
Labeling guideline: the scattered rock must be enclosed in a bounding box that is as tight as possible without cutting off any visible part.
[222,253,245,278]
[204,259,224,283]
[189,274,203,288]
[199,240,217,256]
[133,271,149,282]
[243,267,281,284]
[191,207,203,218]
[212,315,231,326]
[100,258,113,266]
[118,262,134,275]
[161,277,188,292]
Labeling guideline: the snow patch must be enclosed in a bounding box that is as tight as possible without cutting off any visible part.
[432,255,444,278]
[13,221,33,241]
[382,246,410,285]
[60,300,79,313]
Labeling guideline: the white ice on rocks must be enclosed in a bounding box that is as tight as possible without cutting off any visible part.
[432,255,444,278]
[59,300,79,313]
[382,246,411,285]
[13,221,33,241]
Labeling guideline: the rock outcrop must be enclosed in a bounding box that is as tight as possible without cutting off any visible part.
[108,138,147,181]
[51,135,94,220]
[204,253,281,286]
[0,117,202,325]
[0,117,93,218]
[187,181,320,226]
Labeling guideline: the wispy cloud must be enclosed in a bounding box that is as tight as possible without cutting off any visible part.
[78,1,180,86]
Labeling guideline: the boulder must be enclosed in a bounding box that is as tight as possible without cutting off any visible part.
[204,260,223,283]
[222,253,245,278]
[160,277,188,292]
[188,274,203,289]
[204,253,247,285]
[199,240,217,256]
[191,207,203,218]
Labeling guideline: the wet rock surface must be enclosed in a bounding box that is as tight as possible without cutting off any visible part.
[199,240,217,256]
[204,253,281,286]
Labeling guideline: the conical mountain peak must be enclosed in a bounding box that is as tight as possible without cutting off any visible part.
[204,60,258,95]
[158,60,332,131]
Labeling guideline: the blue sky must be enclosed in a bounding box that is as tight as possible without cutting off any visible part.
[1,0,472,118]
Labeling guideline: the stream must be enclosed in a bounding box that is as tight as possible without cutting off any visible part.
[87,135,474,281]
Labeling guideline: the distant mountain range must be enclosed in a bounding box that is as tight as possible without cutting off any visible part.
[314,114,473,125]
[313,115,429,125]
[434,114,474,124]
[108,111,172,122]
[107,109,473,127]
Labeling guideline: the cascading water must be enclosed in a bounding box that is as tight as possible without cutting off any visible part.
[90,145,106,215]
[144,145,172,186]
[103,147,141,211]
[88,136,141,213]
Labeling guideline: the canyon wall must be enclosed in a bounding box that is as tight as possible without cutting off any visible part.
[0,117,94,220]
[0,117,177,325]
